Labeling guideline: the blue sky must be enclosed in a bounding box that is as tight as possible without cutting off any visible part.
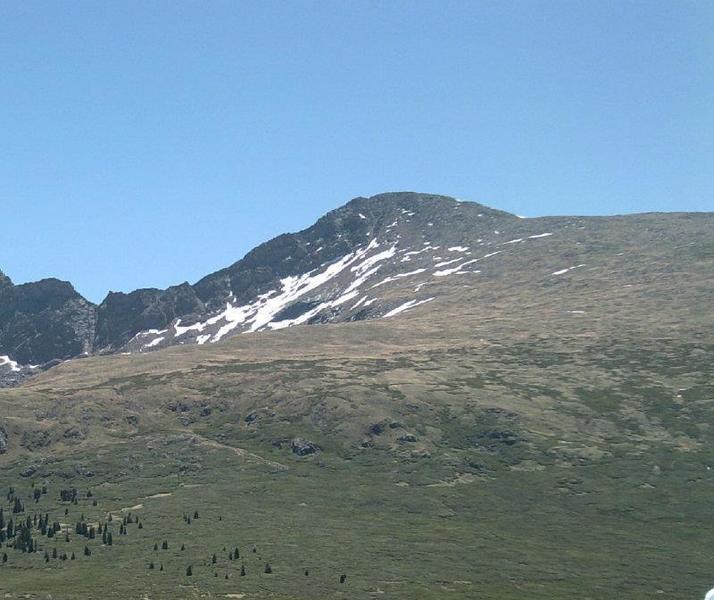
[1,1,711,302]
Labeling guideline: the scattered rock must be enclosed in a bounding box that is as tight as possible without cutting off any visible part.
[20,429,52,450]
[126,415,139,425]
[63,426,85,440]
[411,448,431,459]
[398,433,418,443]
[368,422,386,436]
[245,412,258,424]
[291,437,320,456]
[20,464,37,478]
[389,421,404,430]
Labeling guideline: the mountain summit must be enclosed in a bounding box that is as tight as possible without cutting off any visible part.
[1,191,712,384]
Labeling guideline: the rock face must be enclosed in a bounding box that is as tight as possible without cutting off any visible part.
[94,283,205,351]
[0,276,95,365]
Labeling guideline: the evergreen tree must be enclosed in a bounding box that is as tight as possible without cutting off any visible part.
[70,552,75,560]
[186,565,193,576]
[149,561,154,570]
[264,563,272,574]
[161,540,168,550]
[240,564,246,577]
[84,545,91,557]
[52,548,57,559]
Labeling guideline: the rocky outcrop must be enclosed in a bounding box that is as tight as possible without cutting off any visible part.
[0,277,95,365]
[291,437,320,456]
[94,282,205,351]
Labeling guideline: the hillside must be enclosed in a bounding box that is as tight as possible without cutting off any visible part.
[0,193,712,599]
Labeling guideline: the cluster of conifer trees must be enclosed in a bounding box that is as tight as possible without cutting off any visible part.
[0,484,116,566]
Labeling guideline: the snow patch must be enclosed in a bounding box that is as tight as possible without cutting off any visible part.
[383,297,435,318]
[552,264,586,276]
[0,355,21,372]
[433,258,463,268]
[434,259,479,277]
[371,269,426,289]
[143,337,164,349]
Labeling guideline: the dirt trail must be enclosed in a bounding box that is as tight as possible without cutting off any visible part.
[191,434,288,471]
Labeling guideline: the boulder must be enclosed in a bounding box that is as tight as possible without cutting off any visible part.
[291,437,320,456]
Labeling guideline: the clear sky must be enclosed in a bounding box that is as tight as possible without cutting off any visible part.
[1,1,712,302]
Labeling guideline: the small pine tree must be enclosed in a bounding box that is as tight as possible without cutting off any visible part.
[186,565,193,577]
[181,543,185,551]
[149,561,155,570]
[161,540,168,550]
[52,548,57,559]
[160,563,164,572]
[153,543,158,551]
[240,564,246,577]
[84,546,91,557]
[264,563,272,574]
[212,553,217,564]
[71,552,75,560]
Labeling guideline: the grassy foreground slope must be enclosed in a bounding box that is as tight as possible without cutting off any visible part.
[0,210,713,599]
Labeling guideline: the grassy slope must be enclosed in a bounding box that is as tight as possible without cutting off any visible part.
[0,211,713,599]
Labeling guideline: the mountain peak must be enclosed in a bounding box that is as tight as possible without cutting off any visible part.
[2,193,712,375]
